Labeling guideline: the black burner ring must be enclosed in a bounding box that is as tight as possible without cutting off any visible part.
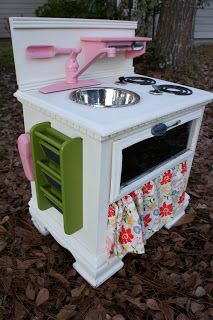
[118,76,156,85]
[156,84,193,95]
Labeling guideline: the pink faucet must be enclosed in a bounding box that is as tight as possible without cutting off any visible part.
[27,38,150,93]
[65,47,116,84]
[65,48,81,84]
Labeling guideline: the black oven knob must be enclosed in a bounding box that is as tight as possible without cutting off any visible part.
[151,120,181,136]
[151,123,167,136]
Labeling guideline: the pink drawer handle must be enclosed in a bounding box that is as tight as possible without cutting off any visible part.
[17,133,34,181]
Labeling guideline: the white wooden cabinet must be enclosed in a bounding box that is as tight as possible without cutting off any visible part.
[10,17,213,287]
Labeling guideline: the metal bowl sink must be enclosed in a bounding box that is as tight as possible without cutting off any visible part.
[70,87,140,108]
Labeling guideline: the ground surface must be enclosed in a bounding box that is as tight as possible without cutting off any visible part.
[0,41,213,320]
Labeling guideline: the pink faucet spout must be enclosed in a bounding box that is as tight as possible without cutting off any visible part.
[66,47,116,84]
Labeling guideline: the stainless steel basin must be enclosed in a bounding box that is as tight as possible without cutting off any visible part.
[70,87,140,108]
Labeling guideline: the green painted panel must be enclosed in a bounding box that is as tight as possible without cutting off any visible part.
[61,138,83,234]
[30,122,83,235]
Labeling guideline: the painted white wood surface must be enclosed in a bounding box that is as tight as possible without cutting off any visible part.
[21,96,206,286]
[23,101,123,287]
[15,75,213,140]
[9,17,136,91]
[10,18,211,286]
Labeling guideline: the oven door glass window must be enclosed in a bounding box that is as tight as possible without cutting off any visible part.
[121,121,191,187]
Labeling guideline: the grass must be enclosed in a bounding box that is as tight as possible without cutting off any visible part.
[0,38,14,70]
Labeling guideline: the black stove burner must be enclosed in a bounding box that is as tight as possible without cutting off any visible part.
[118,76,156,85]
[152,84,193,96]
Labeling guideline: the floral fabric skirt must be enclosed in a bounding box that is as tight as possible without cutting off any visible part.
[107,161,188,256]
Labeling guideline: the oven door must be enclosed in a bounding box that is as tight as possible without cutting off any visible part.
[110,109,203,202]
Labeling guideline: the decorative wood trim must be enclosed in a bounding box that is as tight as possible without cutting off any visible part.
[15,92,207,142]
[10,17,137,30]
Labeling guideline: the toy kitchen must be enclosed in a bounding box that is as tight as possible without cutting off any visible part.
[10,17,213,287]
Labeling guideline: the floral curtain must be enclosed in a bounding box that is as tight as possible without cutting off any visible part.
[107,161,188,256]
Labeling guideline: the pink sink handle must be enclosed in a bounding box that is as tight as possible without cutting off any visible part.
[17,133,34,181]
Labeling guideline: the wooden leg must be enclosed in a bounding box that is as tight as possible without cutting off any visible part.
[73,256,124,288]
[30,202,50,236]
[28,199,124,287]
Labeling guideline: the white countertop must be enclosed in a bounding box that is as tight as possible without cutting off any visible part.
[15,74,213,138]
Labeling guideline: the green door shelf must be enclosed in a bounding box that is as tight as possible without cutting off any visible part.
[30,122,83,235]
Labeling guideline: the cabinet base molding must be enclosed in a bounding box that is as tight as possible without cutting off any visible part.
[29,199,124,286]
[29,193,190,286]
[31,215,50,236]
[73,257,124,288]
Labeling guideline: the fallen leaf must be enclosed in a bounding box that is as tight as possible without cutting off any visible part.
[182,271,199,288]
[175,314,189,320]
[204,282,213,294]
[112,315,125,320]
[16,259,35,270]
[0,240,7,253]
[194,286,206,297]
[14,300,27,320]
[131,284,142,297]
[197,223,211,233]
[146,298,160,310]
[191,301,204,314]
[188,190,200,198]
[71,284,86,297]
[169,273,181,285]
[0,215,9,225]
[85,306,106,320]
[36,276,45,288]
[170,232,186,243]
[35,288,49,306]
[56,288,67,308]
[49,269,69,287]
[0,225,7,235]
[207,308,213,316]
[197,203,207,209]
[174,297,189,308]
[159,301,174,320]
[152,311,164,320]
[56,304,76,320]
[204,242,213,254]
[126,296,147,311]
[25,282,35,301]
[0,256,13,268]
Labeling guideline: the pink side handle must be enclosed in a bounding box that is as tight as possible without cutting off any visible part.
[55,47,73,55]
[17,133,34,181]
[26,45,74,59]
